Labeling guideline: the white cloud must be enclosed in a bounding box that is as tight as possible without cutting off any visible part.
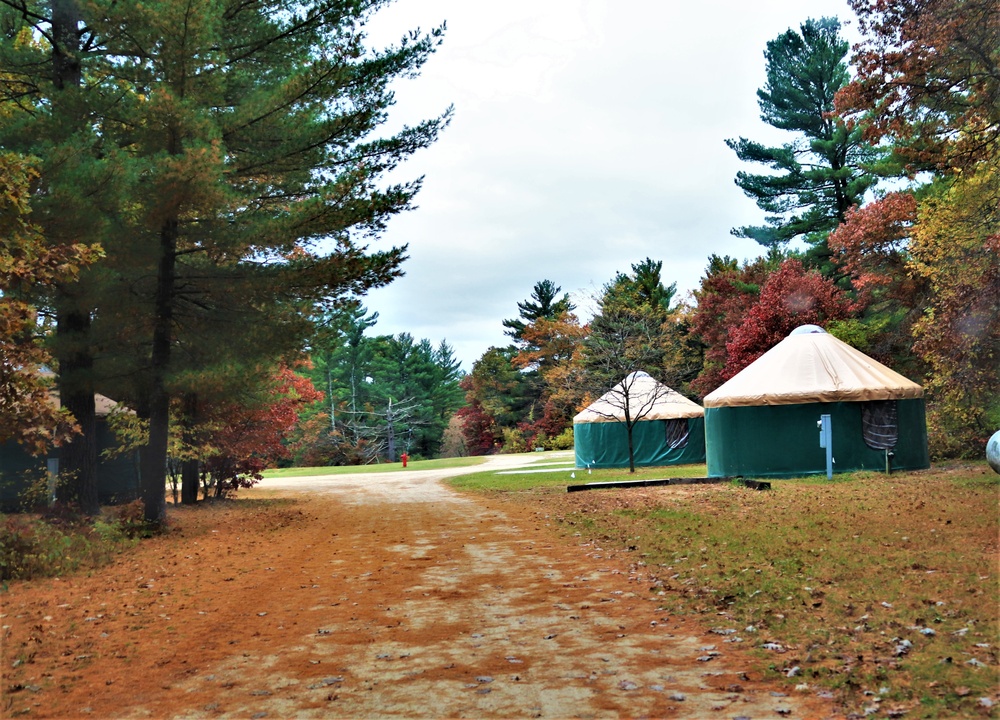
[355,0,858,369]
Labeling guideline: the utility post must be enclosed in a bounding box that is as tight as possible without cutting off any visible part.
[818,414,833,480]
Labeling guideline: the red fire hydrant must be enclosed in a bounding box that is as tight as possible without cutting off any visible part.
[401,452,408,468]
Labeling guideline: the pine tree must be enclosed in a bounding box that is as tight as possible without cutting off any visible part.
[503,279,575,341]
[0,1,450,521]
[727,17,879,269]
[602,257,677,318]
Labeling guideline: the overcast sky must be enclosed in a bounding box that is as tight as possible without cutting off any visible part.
[356,0,859,370]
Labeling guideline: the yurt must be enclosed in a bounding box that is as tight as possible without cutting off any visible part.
[704,325,929,478]
[574,371,706,469]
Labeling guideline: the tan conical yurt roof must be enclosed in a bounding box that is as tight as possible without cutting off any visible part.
[703,326,923,408]
[575,371,704,423]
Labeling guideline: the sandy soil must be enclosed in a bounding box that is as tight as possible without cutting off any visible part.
[2,456,837,718]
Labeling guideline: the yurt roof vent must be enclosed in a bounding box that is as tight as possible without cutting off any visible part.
[789,324,826,335]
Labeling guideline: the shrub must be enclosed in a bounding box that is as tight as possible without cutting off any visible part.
[0,514,76,581]
[550,427,574,450]
[101,500,154,539]
[528,431,548,451]
[500,427,527,454]
[0,502,147,582]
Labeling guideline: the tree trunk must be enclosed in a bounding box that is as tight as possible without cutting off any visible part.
[325,355,336,431]
[626,422,636,474]
[51,0,82,90]
[139,217,178,524]
[181,458,199,504]
[51,0,100,514]
[57,308,99,513]
[181,393,199,505]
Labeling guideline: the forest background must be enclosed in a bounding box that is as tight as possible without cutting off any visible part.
[0,0,997,523]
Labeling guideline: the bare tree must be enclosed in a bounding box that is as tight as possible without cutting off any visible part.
[581,305,670,472]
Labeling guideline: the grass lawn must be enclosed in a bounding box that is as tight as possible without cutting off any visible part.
[447,460,707,492]
[261,455,486,478]
[448,461,1000,718]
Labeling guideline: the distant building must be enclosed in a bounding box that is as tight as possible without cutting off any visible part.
[1,391,139,510]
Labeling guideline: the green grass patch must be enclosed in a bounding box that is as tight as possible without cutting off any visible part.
[446,462,708,492]
[262,456,486,478]
[472,461,1000,717]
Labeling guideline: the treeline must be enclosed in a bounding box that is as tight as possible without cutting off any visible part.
[290,302,464,465]
[455,4,998,460]
[0,2,449,522]
[1,1,995,523]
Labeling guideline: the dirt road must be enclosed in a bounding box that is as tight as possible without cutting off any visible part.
[2,456,835,718]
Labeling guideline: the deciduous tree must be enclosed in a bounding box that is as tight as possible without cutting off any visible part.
[0,153,100,455]
[841,0,999,173]
[827,191,928,371]
[834,0,1000,456]
[908,166,1000,455]
[200,367,322,498]
[455,384,498,456]
[512,311,588,444]
[723,259,854,378]
[689,254,779,397]
[581,298,669,473]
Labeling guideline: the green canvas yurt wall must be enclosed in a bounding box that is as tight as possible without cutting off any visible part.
[574,372,706,469]
[704,326,929,478]
[574,416,706,468]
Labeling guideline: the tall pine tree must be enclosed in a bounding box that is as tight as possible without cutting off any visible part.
[0,1,450,522]
[502,279,575,341]
[727,17,879,271]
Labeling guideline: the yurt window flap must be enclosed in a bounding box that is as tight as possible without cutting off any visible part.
[862,400,898,449]
[664,418,690,449]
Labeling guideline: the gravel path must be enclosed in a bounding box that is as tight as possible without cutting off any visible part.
[2,456,835,718]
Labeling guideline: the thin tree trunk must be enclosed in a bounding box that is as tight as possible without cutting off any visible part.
[181,393,199,505]
[325,355,335,431]
[626,422,636,474]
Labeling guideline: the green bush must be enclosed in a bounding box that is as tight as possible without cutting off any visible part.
[0,503,146,582]
[0,514,76,581]
[550,427,574,450]
[94,500,154,541]
[500,427,527,454]
[529,431,548,451]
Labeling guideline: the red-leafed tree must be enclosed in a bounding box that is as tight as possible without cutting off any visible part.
[455,391,497,456]
[828,192,918,301]
[690,254,779,397]
[200,367,322,498]
[840,0,999,173]
[723,259,855,379]
[827,191,930,370]
[519,399,573,444]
